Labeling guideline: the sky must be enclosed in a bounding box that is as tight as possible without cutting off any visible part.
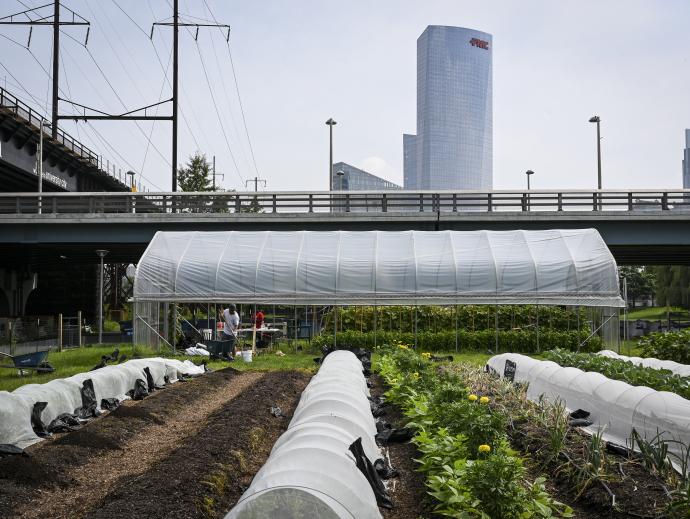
[1,0,688,192]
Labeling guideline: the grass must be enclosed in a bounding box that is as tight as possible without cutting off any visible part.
[0,343,318,393]
[623,306,689,321]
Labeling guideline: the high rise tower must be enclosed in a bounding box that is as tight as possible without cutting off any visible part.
[404,26,493,190]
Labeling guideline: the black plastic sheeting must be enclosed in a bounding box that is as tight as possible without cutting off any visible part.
[128,379,149,400]
[375,421,414,446]
[0,444,27,457]
[374,457,399,479]
[74,379,100,419]
[349,437,393,509]
[30,402,50,438]
[47,413,83,433]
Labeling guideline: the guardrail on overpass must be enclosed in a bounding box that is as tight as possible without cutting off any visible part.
[1,189,689,215]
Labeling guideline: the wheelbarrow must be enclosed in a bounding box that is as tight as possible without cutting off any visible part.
[0,350,55,376]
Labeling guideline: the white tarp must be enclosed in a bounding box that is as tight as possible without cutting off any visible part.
[598,350,690,377]
[0,358,204,449]
[226,350,382,519]
[134,229,623,307]
[487,353,690,466]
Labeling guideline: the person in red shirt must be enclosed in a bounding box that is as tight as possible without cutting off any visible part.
[254,310,265,330]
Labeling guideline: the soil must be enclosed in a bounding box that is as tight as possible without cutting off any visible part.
[0,367,310,519]
[370,374,431,519]
[511,418,672,519]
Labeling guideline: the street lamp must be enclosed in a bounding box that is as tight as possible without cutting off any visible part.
[589,116,602,209]
[126,170,136,191]
[95,249,109,344]
[525,170,534,211]
[37,119,51,214]
[325,118,337,190]
[525,170,534,191]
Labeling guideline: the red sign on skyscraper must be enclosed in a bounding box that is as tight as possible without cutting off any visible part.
[470,38,489,50]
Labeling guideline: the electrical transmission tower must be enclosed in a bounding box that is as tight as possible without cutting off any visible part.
[0,0,231,192]
[245,177,267,192]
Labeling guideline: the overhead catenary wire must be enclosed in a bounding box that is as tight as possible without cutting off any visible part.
[201,0,261,179]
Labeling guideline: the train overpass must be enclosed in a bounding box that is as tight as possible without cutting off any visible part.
[1,190,690,267]
[0,86,131,192]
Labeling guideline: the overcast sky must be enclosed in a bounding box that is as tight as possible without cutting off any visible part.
[1,0,688,192]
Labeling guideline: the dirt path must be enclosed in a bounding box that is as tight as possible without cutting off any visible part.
[0,368,309,519]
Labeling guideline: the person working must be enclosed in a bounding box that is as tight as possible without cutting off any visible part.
[254,309,265,330]
[221,304,240,354]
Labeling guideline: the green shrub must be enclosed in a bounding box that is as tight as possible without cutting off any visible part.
[639,330,690,364]
[314,329,601,353]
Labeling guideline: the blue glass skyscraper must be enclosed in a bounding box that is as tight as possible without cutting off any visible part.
[404,26,493,190]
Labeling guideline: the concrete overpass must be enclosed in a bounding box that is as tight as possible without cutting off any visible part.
[0,86,132,192]
[1,190,690,267]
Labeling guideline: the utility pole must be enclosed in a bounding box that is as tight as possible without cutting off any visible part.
[51,0,59,139]
[172,0,179,192]
[245,177,266,192]
[325,118,337,190]
[212,155,224,191]
[0,2,90,140]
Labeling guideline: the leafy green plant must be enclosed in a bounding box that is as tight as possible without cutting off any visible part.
[314,329,601,353]
[639,330,690,364]
[543,348,690,399]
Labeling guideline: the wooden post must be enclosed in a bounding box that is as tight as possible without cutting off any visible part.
[58,313,63,352]
[77,310,82,348]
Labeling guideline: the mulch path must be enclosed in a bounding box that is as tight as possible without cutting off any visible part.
[370,374,431,519]
[0,367,310,519]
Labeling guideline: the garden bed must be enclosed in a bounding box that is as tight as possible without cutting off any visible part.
[0,367,310,519]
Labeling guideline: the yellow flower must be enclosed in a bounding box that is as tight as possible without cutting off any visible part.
[398,344,408,350]
[421,352,431,359]
[478,444,491,453]
[479,396,490,404]
[411,372,419,379]
[468,394,478,402]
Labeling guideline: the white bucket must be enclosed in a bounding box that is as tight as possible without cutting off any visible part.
[241,350,253,363]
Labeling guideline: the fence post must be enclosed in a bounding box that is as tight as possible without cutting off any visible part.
[58,313,63,352]
[77,311,82,348]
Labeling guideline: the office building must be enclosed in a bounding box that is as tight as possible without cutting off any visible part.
[404,25,493,190]
[331,162,401,212]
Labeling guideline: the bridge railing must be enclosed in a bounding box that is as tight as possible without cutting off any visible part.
[0,190,689,215]
[0,86,135,190]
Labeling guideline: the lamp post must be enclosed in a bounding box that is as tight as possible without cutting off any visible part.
[126,170,136,191]
[325,118,337,190]
[95,249,109,344]
[37,119,51,214]
[525,170,534,211]
[589,115,602,209]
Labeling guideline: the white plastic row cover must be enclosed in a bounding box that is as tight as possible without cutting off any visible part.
[226,350,382,519]
[487,353,690,465]
[598,350,690,377]
[0,358,204,449]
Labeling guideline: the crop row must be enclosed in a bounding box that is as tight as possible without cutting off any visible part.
[542,348,690,400]
[314,329,601,353]
[378,347,573,518]
[640,330,690,364]
[325,304,593,334]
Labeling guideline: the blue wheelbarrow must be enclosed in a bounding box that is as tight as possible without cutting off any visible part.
[0,350,55,376]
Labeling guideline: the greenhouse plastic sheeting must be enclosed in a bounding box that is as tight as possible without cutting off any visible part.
[226,350,382,519]
[0,358,204,449]
[134,229,623,306]
[487,353,690,465]
[598,350,690,377]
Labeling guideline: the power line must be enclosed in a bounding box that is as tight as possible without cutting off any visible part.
[202,0,261,179]
[193,37,243,183]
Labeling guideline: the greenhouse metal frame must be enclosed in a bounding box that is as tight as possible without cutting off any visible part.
[132,229,624,349]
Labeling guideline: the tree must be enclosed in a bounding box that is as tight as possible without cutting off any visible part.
[178,152,212,192]
[619,266,656,308]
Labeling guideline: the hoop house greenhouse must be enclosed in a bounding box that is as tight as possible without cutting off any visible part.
[132,229,624,348]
